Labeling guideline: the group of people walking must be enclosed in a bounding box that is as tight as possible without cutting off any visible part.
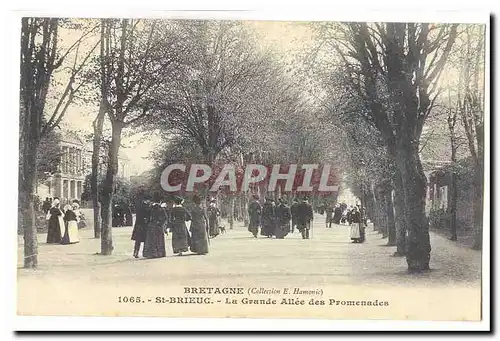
[46,198,81,245]
[322,202,367,243]
[248,196,314,240]
[131,195,211,259]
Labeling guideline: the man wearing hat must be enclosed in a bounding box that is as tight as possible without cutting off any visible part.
[248,195,262,238]
[261,197,276,238]
[275,198,291,239]
[296,197,314,239]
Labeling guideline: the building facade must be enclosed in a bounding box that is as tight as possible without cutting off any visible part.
[37,131,86,204]
[37,130,131,204]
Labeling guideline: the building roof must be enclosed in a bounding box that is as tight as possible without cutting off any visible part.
[60,130,84,146]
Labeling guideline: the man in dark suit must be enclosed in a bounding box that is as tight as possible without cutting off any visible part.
[296,197,314,239]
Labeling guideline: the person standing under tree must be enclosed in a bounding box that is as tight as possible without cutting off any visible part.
[189,195,209,255]
[170,196,192,256]
[46,198,64,244]
[248,195,262,238]
[275,198,291,239]
[207,198,220,238]
[61,204,80,244]
[261,197,276,238]
[296,197,314,239]
[333,204,342,225]
[325,202,334,228]
[349,206,364,243]
[131,197,151,258]
[143,201,168,259]
[42,197,51,214]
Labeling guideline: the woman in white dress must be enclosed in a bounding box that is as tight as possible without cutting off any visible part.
[349,206,364,243]
[62,204,80,244]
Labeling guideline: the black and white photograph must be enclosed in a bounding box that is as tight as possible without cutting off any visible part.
[8,5,490,332]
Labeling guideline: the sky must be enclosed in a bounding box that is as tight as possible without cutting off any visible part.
[52,20,484,176]
[56,20,315,176]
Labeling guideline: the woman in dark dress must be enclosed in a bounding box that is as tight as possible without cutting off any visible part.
[131,199,151,258]
[143,203,168,259]
[261,198,276,238]
[170,197,192,256]
[46,198,64,244]
[189,195,209,255]
[207,199,220,238]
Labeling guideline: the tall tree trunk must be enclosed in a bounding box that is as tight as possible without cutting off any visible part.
[374,186,386,236]
[472,166,483,250]
[371,186,380,232]
[449,170,458,241]
[20,147,38,268]
[385,186,396,246]
[393,171,406,256]
[228,195,235,229]
[91,100,106,239]
[449,138,458,241]
[364,185,376,228]
[100,121,123,255]
[396,144,430,272]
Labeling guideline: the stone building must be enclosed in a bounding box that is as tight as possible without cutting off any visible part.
[37,130,131,204]
[423,159,474,231]
[36,131,86,204]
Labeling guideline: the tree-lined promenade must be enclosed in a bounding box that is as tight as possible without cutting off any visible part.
[19,18,485,273]
[17,215,481,319]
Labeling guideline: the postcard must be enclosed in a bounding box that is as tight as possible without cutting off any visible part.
[13,8,490,331]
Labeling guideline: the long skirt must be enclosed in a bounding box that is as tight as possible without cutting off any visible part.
[143,228,166,258]
[350,223,361,242]
[208,218,219,238]
[248,218,259,236]
[261,222,275,236]
[47,216,64,244]
[190,225,209,255]
[61,220,80,244]
[172,223,190,254]
[131,223,147,243]
[274,223,290,239]
[333,213,342,224]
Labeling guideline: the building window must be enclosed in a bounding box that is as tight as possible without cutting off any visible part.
[70,180,76,200]
[63,180,69,202]
[77,181,82,200]
[62,147,68,173]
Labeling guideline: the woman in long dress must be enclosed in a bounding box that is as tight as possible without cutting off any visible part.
[207,199,220,238]
[46,198,65,244]
[349,206,363,243]
[143,202,167,259]
[131,199,151,258]
[189,195,209,255]
[170,197,192,256]
[62,204,80,244]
